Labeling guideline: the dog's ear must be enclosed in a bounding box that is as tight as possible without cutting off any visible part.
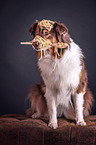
[52,22,70,43]
[29,20,38,37]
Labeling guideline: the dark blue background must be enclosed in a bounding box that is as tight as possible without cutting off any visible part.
[0,0,96,115]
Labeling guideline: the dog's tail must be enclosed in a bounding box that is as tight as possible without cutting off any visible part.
[84,88,94,117]
[26,83,48,117]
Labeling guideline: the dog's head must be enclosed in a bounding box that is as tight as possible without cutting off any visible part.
[29,20,70,59]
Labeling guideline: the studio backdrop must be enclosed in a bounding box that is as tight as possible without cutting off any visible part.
[0,0,96,115]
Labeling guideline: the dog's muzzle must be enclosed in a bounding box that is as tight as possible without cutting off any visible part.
[32,35,52,51]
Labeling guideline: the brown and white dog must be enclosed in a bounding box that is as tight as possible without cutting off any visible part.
[26,19,93,129]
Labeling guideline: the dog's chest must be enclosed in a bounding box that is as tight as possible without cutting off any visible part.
[38,41,82,105]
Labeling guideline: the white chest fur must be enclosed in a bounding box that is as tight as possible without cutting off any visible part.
[38,40,83,108]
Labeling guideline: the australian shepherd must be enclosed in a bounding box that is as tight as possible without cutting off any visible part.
[25,19,93,129]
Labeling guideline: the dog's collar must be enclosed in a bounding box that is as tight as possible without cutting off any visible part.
[38,19,54,31]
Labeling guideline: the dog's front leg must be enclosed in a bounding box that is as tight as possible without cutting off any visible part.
[45,87,58,129]
[75,92,86,126]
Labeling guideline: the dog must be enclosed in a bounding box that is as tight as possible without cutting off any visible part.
[26,19,93,129]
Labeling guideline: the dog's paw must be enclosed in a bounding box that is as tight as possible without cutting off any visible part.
[48,122,58,129]
[32,112,39,118]
[76,120,86,126]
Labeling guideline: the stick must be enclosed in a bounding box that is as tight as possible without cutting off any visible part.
[20,42,32,45]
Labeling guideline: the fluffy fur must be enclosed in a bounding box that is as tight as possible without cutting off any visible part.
[26,20,93,129]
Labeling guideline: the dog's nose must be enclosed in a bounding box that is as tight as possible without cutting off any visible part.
[32,41,39,48]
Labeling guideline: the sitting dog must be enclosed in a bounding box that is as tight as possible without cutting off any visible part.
[26,19,93,129]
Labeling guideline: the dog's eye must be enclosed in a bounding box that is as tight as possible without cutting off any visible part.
[43,30,49,36]
[44,31,49,36]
